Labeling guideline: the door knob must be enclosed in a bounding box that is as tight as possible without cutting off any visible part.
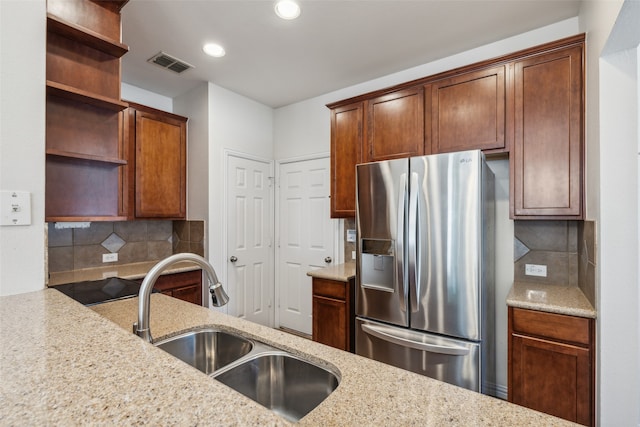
[229,256,238,263]
[324,257,332,263]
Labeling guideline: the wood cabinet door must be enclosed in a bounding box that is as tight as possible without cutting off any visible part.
[134,108,187,219]
[330,102,362,218]
[510,334,591,426]
[151,270,203,306]
[511,44,584,218]
[171,284,203,306]
[427,65,506,154]
[313,295,348,351]
[365,87,425,162]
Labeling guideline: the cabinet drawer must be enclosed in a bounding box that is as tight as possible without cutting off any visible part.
[312,278,347,300]
[511,308,590,346]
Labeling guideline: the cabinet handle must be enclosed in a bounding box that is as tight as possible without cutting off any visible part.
[324,257,332,263]
[229,256,238,263]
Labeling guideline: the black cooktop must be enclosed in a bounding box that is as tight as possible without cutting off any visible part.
[53,277,149,306]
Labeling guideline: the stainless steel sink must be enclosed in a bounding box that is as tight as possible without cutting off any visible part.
[214,351,340,422]
[154,328,253,374]
[154,327,340,422]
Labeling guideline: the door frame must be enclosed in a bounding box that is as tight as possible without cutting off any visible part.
[223,149,275,325]
[274,152,342,329]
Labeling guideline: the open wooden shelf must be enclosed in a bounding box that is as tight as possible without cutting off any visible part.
[45,0,128,222]
[47,13,128,57]
[46,80,128,111]
[46,149,127,165]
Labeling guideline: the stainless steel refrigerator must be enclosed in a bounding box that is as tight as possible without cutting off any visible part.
[355,149,495,394]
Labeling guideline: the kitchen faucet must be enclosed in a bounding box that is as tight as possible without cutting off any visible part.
[133,253,229,342]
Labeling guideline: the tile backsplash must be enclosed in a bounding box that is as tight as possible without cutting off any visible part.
[47,220,205,273]
[578,220,596,305]
[344,218,356,262]
[514,220,596,306]
[514,220,578,286]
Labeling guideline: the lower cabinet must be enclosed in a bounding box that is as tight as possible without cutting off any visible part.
[312,277,355,352]
[508,307,594,426]
[151,270,203,306]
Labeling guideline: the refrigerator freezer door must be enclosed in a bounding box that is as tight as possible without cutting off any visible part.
[409,151,483,341]
[356,158,408,327]
[356,318,481,392]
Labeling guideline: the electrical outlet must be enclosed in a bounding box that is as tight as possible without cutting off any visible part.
[102,253,118,263]
[525,263,547,277]
[352,250,356,260]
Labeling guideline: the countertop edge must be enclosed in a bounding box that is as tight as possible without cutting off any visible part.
[306,262,356,282]
[506,282,597,319]
[48,260,202,286]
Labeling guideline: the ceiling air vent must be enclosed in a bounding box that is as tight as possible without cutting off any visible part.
[147,52,194,74]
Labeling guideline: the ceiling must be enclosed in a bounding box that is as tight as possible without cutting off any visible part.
[121,0,582,108]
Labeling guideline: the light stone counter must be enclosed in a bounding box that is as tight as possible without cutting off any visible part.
[1,289,578,426]
[306,262,356,282]
[506,282,596,319]
[48,260,201,286]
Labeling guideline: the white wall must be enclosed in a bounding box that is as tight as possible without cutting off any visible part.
[0,0,46,296]
[206,83,274,311]
[599,46,639,426]
[274,17,580,159]
[174,83,210,221]
[580,0,640,424]
[487,159,514,398]
[273,18,580,397]
[122,82,173,112]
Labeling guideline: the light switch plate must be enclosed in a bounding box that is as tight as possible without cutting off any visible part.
[0,191,31,226]
[346,229,356,242]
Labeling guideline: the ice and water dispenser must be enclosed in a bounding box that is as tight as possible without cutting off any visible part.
[359,239,396,292]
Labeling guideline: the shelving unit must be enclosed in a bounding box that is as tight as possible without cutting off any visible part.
[45,0,129,222]
[47,13,128,57]
[46,80,129,111]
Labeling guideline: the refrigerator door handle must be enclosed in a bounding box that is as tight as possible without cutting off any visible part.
[396,172,407,308]
[361,323,470,356]
[408,171,419,313]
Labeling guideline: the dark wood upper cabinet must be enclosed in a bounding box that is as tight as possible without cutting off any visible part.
[510,42,584,219]
[123,103,187,220]
[328,34,584,221]
[45,0,129,222]
[364,87,425,162]
[427,65,506,154]
[330,102,363,218]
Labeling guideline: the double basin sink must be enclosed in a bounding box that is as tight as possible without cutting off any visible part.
[154,328,340,422]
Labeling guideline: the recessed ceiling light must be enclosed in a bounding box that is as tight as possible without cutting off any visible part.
[275,0,301,20]
[203,43,226,58]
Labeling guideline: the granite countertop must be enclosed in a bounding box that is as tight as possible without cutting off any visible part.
[0,289,578,426]
[506,281,597,319]
[48,260,201,286]
[306,262,356,282]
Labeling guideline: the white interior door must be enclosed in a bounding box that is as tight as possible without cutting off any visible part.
[226,153,274,327]
[277,156,334,335]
